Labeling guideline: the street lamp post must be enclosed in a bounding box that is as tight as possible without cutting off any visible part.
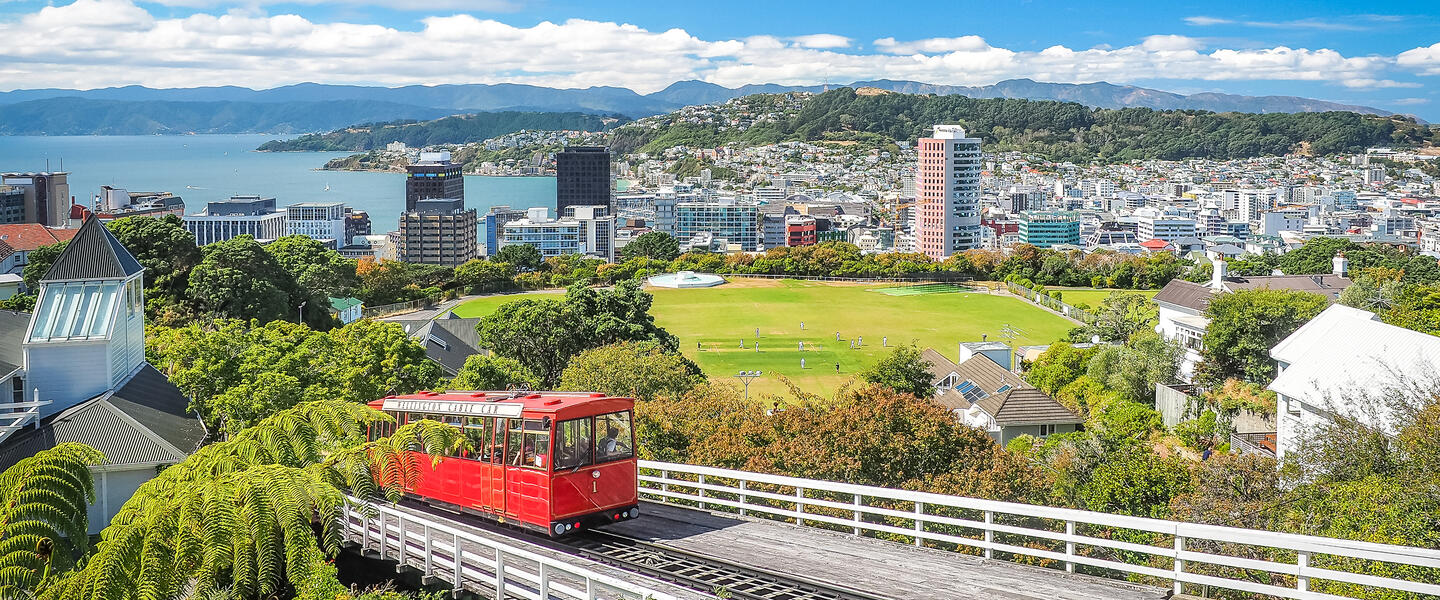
[735,370,762,401]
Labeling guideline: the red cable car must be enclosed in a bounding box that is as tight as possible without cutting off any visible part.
[366,390,640,536]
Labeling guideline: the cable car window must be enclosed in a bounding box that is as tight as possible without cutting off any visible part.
[595,411,634,462]
[508,418,551,470]
[446,414,464,427]
[491,417,506,465]
[462,417,490,460]
[554,417,593,470]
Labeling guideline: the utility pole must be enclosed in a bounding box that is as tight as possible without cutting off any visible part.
[735,370,762,401]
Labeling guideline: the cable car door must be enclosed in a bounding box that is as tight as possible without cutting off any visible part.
[490,417,506,516]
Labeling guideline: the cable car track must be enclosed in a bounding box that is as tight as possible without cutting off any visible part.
[414,499,887,600]
[560,529,891,600]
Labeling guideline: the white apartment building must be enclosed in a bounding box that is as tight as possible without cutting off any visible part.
[500,206,615,261]
[286,202,347,243]
[184,196,287,246]
[1260,210,1307,237]
[1137,214,1198,242]
[1237,189,1278,222]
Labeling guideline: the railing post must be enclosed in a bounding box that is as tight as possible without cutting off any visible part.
[983,511,994,559]
[739,480,748,517]
[1173,534,1185,595]
[493,546,505,598]
[914,502,924,547]
[795,486,805,526]
[423,525,433,577]
[379,514,389,560]
[586,578,597,600]
[852,494,862,536]
[538,563,551,600]
[357,505,368,553]
[397,515,407,566]
[1065,521,1075,573]
[698,474,706,510]
[452,533,463,592]
[1297,550,1310,594]
[660,469,669,497]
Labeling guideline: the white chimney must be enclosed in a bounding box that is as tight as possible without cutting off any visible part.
[1333,253,1348,277]
[1211,256,1228,290]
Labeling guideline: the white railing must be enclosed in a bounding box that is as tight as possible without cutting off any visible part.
[638,461,1440,600]
[0,398,50,446]
[340,498,679,600]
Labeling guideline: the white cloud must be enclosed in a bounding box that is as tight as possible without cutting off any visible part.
[1184,15,1369,31]
[1391,97,1430,105]
[0,0,1424,95]
[873,35,991,55]
[1398,42,1440,75]
[146,0,522,11]
[790,34,849,49]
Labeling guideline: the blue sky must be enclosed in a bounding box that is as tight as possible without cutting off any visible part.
[1,0,1437,118]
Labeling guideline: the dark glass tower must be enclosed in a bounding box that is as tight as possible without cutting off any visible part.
[405,154,464,211]
[556,146,611,215]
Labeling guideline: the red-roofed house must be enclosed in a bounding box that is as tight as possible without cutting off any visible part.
[1138,238,1172,252]
[0,223,79,278]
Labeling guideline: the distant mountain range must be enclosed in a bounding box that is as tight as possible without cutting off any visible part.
[0,79,1402,135]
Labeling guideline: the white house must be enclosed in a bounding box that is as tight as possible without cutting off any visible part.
[1154,254,1352,381]
[1268,304,1440,462]
[0,217,204,533]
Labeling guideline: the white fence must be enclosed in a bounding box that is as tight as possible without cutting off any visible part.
[637,461,1440,600]
[340,498,678,600]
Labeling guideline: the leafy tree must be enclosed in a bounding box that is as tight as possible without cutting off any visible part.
[492,244,543,272]
[449,354,539,390]
[1085,330,1181,403]
[149,319,441,431]
[1068,292,1157,343]
[106,214,201,303]
[1080,453,1194,519]
[859,343,933,398]
[559,341,702,401]
[622,231,681,262]
[0,294,35,312]
[1196,289,1329,386]
[476,281,677,386]
[265,234,357,299]
[1024,342,1098,395]
[187,235,297,322]
[21,241,66,290]
[454,259,515,293]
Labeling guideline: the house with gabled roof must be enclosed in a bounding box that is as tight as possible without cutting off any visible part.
[920,347,1081,443]
[0,216,204,533]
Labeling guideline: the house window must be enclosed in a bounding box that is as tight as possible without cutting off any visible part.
[1037,424,1057,437]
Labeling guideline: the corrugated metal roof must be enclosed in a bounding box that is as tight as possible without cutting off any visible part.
[0,365,203,469]
[40,216,144,282]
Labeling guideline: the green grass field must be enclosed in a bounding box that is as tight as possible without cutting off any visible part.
[1050,287,1159,309]
[451,279,1077,397]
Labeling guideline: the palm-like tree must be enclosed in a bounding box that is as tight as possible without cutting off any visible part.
[10,399,462,600]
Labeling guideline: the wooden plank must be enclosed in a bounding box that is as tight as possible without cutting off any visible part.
[607,502,1168,600]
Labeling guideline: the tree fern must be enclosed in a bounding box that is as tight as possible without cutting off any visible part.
[0,443,103,596]
[34,400,463,600]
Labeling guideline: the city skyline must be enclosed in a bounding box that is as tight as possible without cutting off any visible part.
[0,0,1436,119]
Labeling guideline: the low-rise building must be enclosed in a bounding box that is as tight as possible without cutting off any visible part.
[1017,211,1080,248]
[185,195,286,245]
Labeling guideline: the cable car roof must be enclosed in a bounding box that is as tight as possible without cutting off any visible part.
[369,390,633,418]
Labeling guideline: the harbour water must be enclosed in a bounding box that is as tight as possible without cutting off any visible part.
[0,134,557,235]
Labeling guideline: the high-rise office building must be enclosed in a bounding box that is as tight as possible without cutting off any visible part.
[405,151,464,211]
[914,125,982,260]
[1,172,71,226]
[675,199,760,251]
[397,199,477,267]
[483,205,530,257]
[556,147,611,215]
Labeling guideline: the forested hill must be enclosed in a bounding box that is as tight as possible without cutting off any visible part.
[610,88,1439,162]
[257,111,629,151]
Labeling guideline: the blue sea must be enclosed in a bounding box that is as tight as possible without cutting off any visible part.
[0,134,556,235]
